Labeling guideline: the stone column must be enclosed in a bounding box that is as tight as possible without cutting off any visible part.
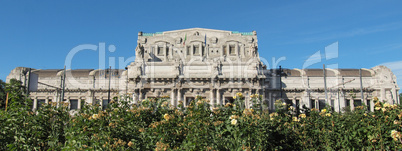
[210,89,214,107]
[350,98,354,111]
[133,89,138,104]
[163,45,167,61]
[216,89,220,106]
[245,91,250,109]
[45,98,49,104]
[177,89,182,105]
[235,43,239,56]
[169,45,173,60]
[199,44,202,56]
[191,45,194,57]
[67,98,71,109]
[220,45,224,56]
[78,97,82,110]
[226,43,230,55]
[380,88,386,102]
[171,89,175,106]
[33,98,38,111]
[206,44,209,58]
[86,90,93,104]
[185,45,188,59]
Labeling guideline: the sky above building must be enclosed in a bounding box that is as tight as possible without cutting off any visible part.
[0,0,401,91]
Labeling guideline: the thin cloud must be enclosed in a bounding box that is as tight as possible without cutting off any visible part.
[285,21,402,44]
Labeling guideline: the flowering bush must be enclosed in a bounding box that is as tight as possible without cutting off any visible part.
[1,92,402,150]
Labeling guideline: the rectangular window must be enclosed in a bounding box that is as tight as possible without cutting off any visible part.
[229,45,236,55]
[158,46,164,56]
[345,99,351,111]
[224,97,234,104]
[166,47,169,56]
[366,99,371,111]
[187,46,191,55]
[285,99,293,106]
[186,97,195,106]
[70,99,78,110]
[318,100,326,110]
[194,45,199,55]
[37,99,46,109]
[310,99,315,109]
[223,46,227,55]
[354,99,362,107]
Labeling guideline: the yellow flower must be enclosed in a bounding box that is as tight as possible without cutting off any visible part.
[384,103,391,108]
[128,141,133,147]
[91,114,99,120]
[373,96,379,101]
[233,96,237,99]
[163,113,170,121]
[236,92,243,98]
[289,106,294,111]
[299,114,306,118]
[282,102,286,106]
[321,109,327,113]
[230,115,238,120]
[325,113,331,117]
[375,107,381,110]
[375,101,381,107]
[231,119,238,125]
[292,117,299,122]
[391,130,401,141]
[382,108,387,112]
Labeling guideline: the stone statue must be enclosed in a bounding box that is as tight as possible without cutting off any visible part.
[250,43,256,57]
[135,43,143,60]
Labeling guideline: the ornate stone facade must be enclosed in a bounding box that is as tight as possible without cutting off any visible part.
[6,28,400,112]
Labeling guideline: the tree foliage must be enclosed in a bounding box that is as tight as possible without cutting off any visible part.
[1,83,402,150]
[0,79,6,109]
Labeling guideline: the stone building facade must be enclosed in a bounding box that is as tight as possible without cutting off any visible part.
[6,28,400,112]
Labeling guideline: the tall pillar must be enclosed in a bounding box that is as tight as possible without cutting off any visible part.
[67,98,71,109]
[163,45,167,61]
[216,89,221,106]
[350,98,354,111]
[380,88,386,102]
[171,89,175,106]
[177,89,182,106]
[191,45,194,57]
[33,98,38,111]
[169,45,173,60]
[220,45,224,56]
[78,97,82,110]
[199,44,202,56]
[210,89,214,107]
[133,89,138,104]
[235,43,239,56]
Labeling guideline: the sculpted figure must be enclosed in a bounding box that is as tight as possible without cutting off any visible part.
[135,43,143,59]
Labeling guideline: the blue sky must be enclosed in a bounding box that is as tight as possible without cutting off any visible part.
[0,0,401,91]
